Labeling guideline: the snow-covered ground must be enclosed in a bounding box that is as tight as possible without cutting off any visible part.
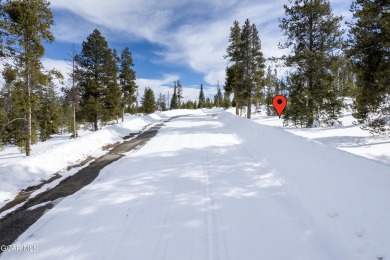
[0,113,159,209]
[1,110,389,260]
[0,110,208,210]
[249,108,390,166]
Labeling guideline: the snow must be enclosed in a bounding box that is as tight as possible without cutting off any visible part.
[0,114,159,209]
[26,201,52,211]
[1,110,389,260]
[250,109,390,166]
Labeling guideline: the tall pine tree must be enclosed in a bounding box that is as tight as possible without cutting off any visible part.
[224,65,242,114]
[225,19,265,119]
[214,83,223,107]
[75,29,120,130]
[240,19,265,119]
[157,93,167,111]
[102,48,121,123]
[279,0,344,127]
[62,45,79,138]
[36,74,62,141]
[198,83,205,108]
[119,47,137,121]
[346,0,390,134]
[177,80,183,107]
[225,21,244,115]
[141,87,156,114]
[170,81,178,109]
[264,66,279,116]
[2,0,55,155]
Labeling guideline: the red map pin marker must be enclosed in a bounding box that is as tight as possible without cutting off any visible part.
[272,95,287,118]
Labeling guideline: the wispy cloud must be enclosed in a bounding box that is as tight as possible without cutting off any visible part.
[50,0,287,85]
[49,0,350,90]
[136,74,178,99]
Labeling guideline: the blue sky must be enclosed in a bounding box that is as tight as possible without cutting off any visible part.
[42,0,352,101]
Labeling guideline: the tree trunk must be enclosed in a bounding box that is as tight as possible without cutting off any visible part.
[122,107,124,122]
[94,113,98,131]
[26,103,31,156]
[307,0,314,127]
[307,98,314,127]
[26,52,31,156]
[72,105,76,138]
[247,97,251,119]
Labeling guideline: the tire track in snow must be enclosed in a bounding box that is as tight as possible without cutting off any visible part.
[201,116,229,260]
[115,129,178,260]
[151,166,184,260]
[150,120,188,260]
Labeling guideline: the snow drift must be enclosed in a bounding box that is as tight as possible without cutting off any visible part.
[219,112,390,259]
[0,115,159,208]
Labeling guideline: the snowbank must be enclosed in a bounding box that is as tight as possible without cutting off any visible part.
[219,112,390,258]
[251,108,390,165]
[0,115,160,208]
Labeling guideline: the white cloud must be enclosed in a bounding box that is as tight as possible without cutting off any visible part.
[136,74,178,99]
[41,58,71,94]
[42,58,70,80]
[50,0,288,86]
[49,0,350,88]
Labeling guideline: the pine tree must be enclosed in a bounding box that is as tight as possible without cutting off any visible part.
[222,91,231,109]
[225,19,265,118]
[101,48,121,123]
[198,83,205,108]
[0,101,5,148]
[240,19,265,119]
[36,75,62,141]
[157,93,167,111]
[185,100,195,109]
[170,81,178,109]
[214,83,223,107]
[225,21,244,115]
[61,45,79,138]
[177,80,183,107]
[0,66,16,146]
[224,65,242,114]
[346,0,390,134]
[283,74,308,127]
[75,29,119,130]
[141,87,156,114]
[279,0,344,127]
[278,77,289,96]
[205,98,213,108]
[2,0,55,155]
[264,66,278,116]
[119,47,137,121]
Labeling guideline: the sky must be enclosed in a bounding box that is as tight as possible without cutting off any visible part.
[41,0,353,101]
